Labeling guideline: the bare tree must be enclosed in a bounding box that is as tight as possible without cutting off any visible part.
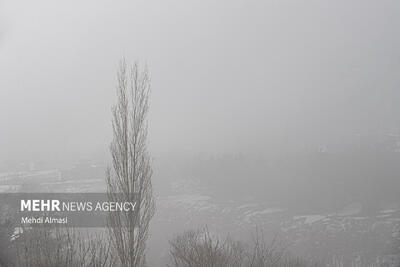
[169,227,319,267]
[15,226,115,267]
[106,59,155,267]
[168,228,242,267]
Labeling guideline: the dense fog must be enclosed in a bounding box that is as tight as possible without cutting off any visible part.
[1,1,400,266]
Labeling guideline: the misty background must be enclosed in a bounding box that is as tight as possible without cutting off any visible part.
[1,0,400,265]
[1,0,400,163]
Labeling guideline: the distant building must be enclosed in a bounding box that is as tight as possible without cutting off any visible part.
[354,132,400,152]
[61,161,105,181]
[379,254,400,267]
[19,170,62,183]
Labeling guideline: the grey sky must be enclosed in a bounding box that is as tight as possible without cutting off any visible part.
[1,0,400,163]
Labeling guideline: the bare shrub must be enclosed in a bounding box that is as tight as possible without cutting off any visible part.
[0,212,16,267]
